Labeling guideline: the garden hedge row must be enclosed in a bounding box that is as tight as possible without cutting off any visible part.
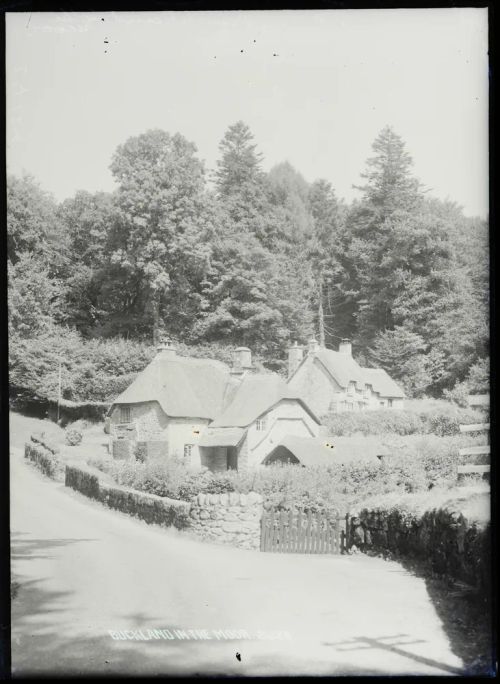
[24,441,65,480]
[65,464,190,529]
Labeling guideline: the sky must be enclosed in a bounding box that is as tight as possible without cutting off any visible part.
[6,8,489,218]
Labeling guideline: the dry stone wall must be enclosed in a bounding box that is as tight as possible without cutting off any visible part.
[351,505,490,594]
[63,465,263,550]
[189,492,263,550]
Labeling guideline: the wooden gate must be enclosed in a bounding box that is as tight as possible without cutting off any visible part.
[260,508,342,554]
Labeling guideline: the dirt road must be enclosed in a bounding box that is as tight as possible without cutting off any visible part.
[10,447,464,676]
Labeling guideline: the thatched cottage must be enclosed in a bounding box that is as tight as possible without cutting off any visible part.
[108,343,323,471]
[286,339,405,417]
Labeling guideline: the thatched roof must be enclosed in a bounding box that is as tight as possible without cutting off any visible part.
[289,346,404,398]
[361,368,405,398]
[314,349,367,390]
[209,373,320,428]
[111,352,231,420]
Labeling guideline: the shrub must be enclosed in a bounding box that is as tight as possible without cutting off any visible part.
[65,464,100,498]
[25,441,65,479]
[325,403,483,437]
[65,428,83,446]
[98,483,190,529]
[30,432,60,455]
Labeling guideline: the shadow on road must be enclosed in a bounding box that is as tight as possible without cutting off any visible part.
[323,633,464,675]
[370,552,494,676]
[11,576,393,676]
[11,534,99,562]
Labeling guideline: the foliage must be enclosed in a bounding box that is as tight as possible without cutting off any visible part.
[25,442,65,480]
[9,327,241,403]
[92,432,484,514]
[325,404,483,437]
[65,428,83,446]
[8,255,65,337]
[444,357,490,407]
[7,122,488,396]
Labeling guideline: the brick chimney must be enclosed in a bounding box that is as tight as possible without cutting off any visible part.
[338,339,352,356]
[233,347,252,371]
[288,341,304,378]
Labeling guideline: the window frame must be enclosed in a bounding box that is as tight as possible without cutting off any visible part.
[120,405,131,424]
[255,416,267,431]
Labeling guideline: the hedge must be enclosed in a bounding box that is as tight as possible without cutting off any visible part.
[64,464,190,529]
[24,441,65,480]
[325,404,484,437]
[98,483,191,529]
[30,431,60,455]
[350,497,490,593]
[65,464,100,499]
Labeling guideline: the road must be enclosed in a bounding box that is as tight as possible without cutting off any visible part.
[10,447,465,676]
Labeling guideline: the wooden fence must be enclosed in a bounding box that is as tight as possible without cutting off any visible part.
[458,394,490,480]
[260,508,342,554]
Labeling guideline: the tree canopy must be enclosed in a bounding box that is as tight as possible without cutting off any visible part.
[7,123,488,399]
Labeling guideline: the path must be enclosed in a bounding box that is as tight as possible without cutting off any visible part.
[10,447,464,676]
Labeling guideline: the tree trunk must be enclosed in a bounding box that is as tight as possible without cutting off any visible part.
[318,279,325,347]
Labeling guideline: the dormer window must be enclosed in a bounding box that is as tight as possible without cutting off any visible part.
[347,382,356,396]
[256,417,267,431]
[120,406,131,424]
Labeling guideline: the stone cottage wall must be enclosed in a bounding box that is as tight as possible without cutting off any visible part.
[189,492,263,550]
[109,401,168,441]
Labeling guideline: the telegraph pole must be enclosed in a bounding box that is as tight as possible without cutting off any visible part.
[57,358,62,424]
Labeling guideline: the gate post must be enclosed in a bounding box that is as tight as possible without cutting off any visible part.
[342,513,350,553]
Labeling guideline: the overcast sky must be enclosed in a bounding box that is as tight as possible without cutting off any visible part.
[6,8,488,218]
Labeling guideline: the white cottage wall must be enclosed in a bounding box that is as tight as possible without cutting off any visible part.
[244,399,320,468]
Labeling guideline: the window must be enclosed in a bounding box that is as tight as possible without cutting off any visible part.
[256,417,267,431]
[347,382,356,396]
[120,406,131,423]
[347,402,354,412]
[388,399,393,408]
[184,444,194,459]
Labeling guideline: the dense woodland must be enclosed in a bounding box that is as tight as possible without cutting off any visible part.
[8,123,489,404]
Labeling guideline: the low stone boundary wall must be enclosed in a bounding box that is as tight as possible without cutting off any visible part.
[24,440,65,480]
[58,465,264,549]
[348,505,490,593]
[189,492,263,550]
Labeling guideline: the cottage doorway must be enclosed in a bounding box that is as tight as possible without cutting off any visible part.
[227,447,238,470]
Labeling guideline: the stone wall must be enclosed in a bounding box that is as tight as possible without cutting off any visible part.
[189,492,263,550]
[349,505,490,594]
[63,466,263,551]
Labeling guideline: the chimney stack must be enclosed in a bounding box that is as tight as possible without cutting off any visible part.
[288,341,304,378]
[338,339,352,356]
[233,347,252,371]
[308,338,320,355]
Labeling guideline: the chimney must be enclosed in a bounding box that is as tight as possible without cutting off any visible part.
[288,341,304,378]
[233,347,252,371]
[308,338,320,355]
[339,339,352,356]
[156,339,177,359]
